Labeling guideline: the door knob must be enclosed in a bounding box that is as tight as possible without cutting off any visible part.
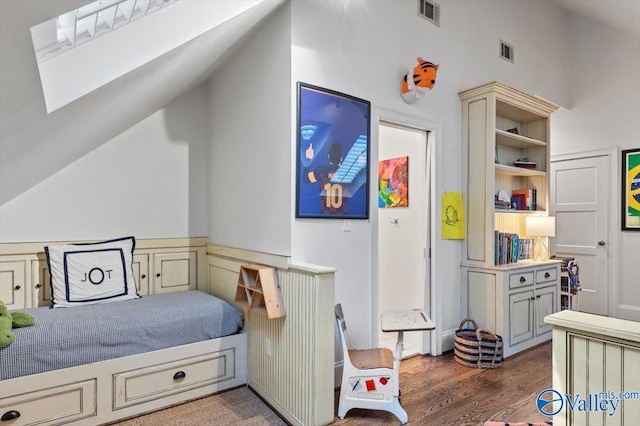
[598,241,606,246]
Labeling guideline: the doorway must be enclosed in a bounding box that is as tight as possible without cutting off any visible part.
[377,121,429,357]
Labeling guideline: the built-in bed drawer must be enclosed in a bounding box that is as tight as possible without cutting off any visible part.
[113,349,235,409]
[0,379,96,426]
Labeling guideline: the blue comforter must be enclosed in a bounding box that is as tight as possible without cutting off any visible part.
[0,291,242,380]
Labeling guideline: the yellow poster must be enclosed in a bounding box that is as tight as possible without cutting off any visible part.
[442,191,464,239]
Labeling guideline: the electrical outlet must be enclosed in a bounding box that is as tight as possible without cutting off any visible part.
[266,338,272,357]
[342,220,351,232]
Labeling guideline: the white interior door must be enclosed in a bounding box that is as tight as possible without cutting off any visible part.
[378,122,429,357]
[551,154,609,316]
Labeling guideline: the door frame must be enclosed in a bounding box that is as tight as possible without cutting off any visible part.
[550,147,619,317]
[370,107,441,355]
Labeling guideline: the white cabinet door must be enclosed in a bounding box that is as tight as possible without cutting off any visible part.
[0,260,27,310]
[31,257,51,307]
[535,285,556,337]
[509,290,534,346]
[132,253,150,295]
[153,251,197,294]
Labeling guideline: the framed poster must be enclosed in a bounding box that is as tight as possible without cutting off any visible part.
[622,148,640,231]
[295,82,370,219]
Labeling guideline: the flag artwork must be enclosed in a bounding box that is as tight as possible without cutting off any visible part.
[622,148,640,231]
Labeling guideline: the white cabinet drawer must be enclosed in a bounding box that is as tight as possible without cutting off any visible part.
[0,379,96,426]
[113,349,235,409]
[508,271,534,289]
[536,267,557,285]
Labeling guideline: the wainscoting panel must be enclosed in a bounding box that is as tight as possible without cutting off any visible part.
[546,310,640,426]
[207,246,335,426]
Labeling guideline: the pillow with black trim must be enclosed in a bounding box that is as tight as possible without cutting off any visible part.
[45,236,139,308]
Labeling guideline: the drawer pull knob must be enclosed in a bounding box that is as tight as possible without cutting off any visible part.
[544,272,550,278]
[536,295,541,299]
[1,410,21,421]
[141,274,146,279]
[13,285,21,291]
[156,273,161,278]
[530,297,535,301]
[35,283,42,289]
[519,277,526,283]
[173,371,186,380]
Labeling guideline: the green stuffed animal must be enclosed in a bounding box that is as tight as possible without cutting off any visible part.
[0,300,35,348]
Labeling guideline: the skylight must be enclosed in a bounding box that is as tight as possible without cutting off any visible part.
[31,0,177,62]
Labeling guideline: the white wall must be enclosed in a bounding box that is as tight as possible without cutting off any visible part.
[291,0,572,349]
[207,2,292,255]
[0,86,209,242]
[552,14,640,321]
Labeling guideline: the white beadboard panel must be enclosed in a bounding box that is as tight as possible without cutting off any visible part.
[586,339,606,425]
[605,344,623,426]
[206,246,335,426]
[249,267,335,426]
[622,346,640,423]
[564,330,640,426]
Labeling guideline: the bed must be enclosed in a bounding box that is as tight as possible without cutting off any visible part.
[0,291,247,425]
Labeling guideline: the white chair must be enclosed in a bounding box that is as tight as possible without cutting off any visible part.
[335,303,407,424]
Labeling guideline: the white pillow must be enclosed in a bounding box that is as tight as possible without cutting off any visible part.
[45,236,139,308]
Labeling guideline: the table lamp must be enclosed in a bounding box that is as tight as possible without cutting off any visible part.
[526,216,555,261]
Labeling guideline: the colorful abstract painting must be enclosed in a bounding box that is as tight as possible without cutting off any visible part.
[378,156,408,208]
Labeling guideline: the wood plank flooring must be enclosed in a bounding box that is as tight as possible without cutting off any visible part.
[334,342,553,425]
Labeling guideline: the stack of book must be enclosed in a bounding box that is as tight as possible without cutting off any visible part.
[511,189,537,211]
[494,199,511,210]
[513,158,537,169]
[494,232,535,265]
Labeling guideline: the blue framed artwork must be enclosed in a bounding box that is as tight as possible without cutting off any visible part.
[295,82,370,219]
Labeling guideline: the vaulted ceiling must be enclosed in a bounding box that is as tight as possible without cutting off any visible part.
[1,0,636,207]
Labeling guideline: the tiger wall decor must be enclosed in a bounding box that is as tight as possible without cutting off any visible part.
[400,57,439,104]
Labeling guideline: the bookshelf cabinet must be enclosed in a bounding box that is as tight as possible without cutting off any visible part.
[234,264,285,319]
[459,81,559,266]
[459,81,561,357]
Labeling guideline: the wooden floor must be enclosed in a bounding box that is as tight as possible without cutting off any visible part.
[334,342,553,425]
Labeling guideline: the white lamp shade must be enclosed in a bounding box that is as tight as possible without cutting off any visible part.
[526,216,556,237]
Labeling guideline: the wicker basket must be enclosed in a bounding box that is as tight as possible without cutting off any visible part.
[454,318,503,369]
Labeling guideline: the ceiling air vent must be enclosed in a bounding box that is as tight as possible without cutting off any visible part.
[500,40,514,63]
[418,0,440,27]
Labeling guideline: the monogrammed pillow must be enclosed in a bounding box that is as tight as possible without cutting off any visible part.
[45,236,139,308]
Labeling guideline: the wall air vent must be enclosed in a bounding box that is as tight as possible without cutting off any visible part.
[500,40,514,63]
[418,0,440,27]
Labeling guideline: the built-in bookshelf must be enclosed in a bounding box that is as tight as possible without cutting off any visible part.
[460,82,562,358]
[460,81,558,267]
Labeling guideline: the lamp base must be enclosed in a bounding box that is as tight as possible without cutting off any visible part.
[534,237,550,261]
